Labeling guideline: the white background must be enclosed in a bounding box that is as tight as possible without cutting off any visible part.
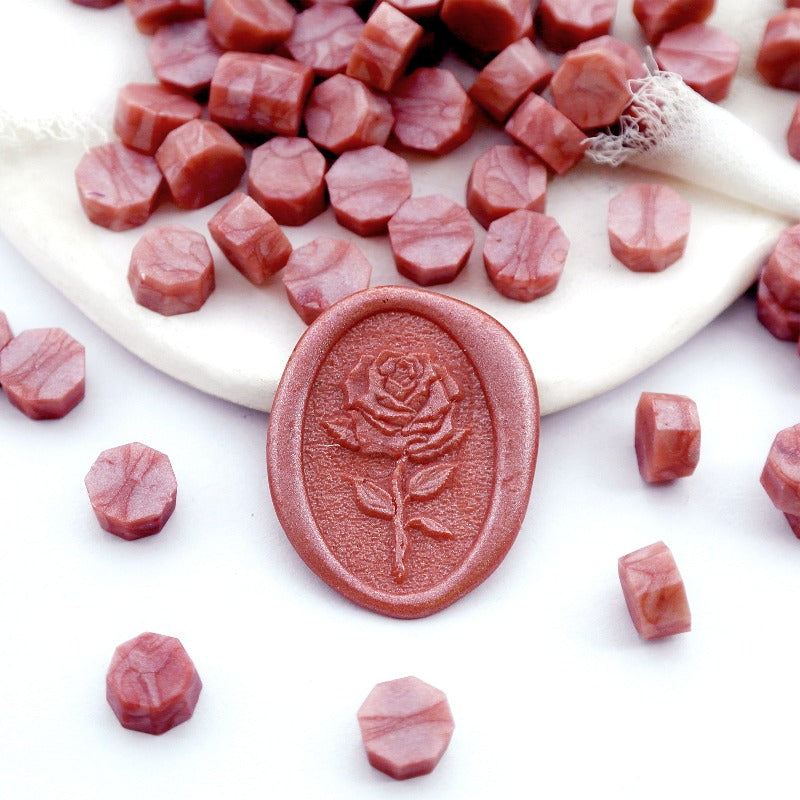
[4,0,800,798]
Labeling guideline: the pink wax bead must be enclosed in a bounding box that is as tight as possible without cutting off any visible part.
[390,67,476,156]
[383,0,442,18]
[550,47,631,130]
[632,0,714,45]
[505,93,587,175]
[85,442,177,540]
[106,632,202,734]
[618,541,691,640]
[440,0,531,53]
[607,183,691,273]
[655,23,739,103]
[282,237,372,323]
[114,83,202,156]
[757,10,800,91]
[469,39,553,123]
[325,145,412,236]
[388,195,475,285]
[483,209,569,301]
[788,101,800,160]
[125,0,204,35]
[576,35,648,80]
[148,19,224,96]
[761,423,800,517]
[756,275,800,342]
[0,328,85,420]
[207,0,296,52]
[536,0,617,54]
[155,119,245,210]
[248,137,327,226]
[128,225,215,315]
[357,676,455,780]
[634,391,700,483]
[0,312,12,352]
[208,192,292,285]
[466,144,547,229]
[762,223,800,311]
[209,52,313,138]
[282,5,364,78]
[75,142,163,231]
[304,74,394,155]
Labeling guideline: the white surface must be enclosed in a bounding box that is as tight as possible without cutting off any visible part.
[0,0,795,415]
[5,222,800,799]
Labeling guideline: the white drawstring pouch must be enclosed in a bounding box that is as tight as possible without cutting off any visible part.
[0,0,794,414]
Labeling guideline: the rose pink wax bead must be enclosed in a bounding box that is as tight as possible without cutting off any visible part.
[85,442,177,540]
[0,328,85,420]
[388,195,474,285]
[483,209,569,301]
[634,392,700,483]
[618,541,691,640]
[0,312,12,352]
[114,83,202,156]
[207,0,296,52]
[390,68,476,156]
[469,39,553,123]
[304,74,394,155]
[325,145,412,236]
[632,0,714,45]
[384,0,442,18]
[607,183,691,273]
[655,23,740,103]
[576,35,648,81]
[761,423,800,517]
[788,102,800,161]
[440,0,531,53]
[357,676,454,780]
[505,93,587,175]
[758,10,800,91]
[248,137,327,226]
[757,275,800,341]
[551,48,631,130]
[762,224,800,311]
[148,19,224,96]
[124,0,204,35]
[536,0,617,53]
[209,52,313,138]
[346,3,423,93]
[106,632,202,735]
[282,5,364,79]
[282,237,372,323]
[128,225,215,315]
[155,119,245,210]
[208,192,292,284]
[467,144,547,229]
[75,142,163,231]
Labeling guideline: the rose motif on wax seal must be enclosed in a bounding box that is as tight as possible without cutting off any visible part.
[322,351,467,581]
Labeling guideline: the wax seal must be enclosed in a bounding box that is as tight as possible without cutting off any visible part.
[267,286,539,618]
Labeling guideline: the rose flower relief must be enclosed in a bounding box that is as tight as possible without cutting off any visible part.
[322,350,468,581]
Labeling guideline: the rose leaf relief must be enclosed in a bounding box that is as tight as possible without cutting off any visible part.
[322,350,467,581]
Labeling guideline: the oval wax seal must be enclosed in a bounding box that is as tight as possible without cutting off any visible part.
[267,286,539,618]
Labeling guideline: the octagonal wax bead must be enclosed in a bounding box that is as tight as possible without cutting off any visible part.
[632,0,714,45]
[762,223,800,311]
[761,423,800,519]
[0,328,85,420]
[155,119,245,210]
[536,0,617,54]
[106,632,202,734]
[128,225,215,316]
[607,183,691,273]
[440,0,531,53]
[634,392,700,483]
[206,0,296,52]
[125,0,205,35]
[357,676,454,780]
[85,442,177,540]
[757,10,800,91]
[304,74,394,155]
[208,192,292,285]
[148,19,224,96]
[618,541,691,640]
